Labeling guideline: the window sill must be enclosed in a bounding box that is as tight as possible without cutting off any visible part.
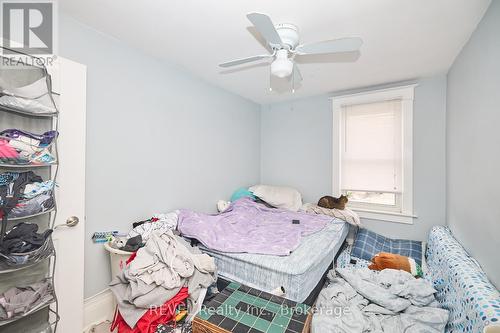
[351,208,417,225]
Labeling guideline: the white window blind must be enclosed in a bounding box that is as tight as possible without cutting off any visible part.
[341,99,402,193]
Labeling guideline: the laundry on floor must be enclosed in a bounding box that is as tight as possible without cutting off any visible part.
[109,229,216,332]
[128,212,179,242]
[312,268,448,332]
[106,212,180,253]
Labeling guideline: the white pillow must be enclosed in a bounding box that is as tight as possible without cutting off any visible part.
[249,185,302,212]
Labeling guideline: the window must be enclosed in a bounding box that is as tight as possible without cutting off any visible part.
[332,85,415,224]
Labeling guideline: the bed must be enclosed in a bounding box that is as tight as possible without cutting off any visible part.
[199,219,349,303]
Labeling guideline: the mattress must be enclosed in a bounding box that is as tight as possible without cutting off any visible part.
[201,219,348,303]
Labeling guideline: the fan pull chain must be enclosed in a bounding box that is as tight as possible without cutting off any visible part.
[269,65,273,92]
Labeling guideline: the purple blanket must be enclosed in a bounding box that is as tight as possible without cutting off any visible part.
[177,198,334,256]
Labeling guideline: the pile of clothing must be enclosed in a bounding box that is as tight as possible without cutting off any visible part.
[312,268,449,332]
[128,212,179,242]
[0,171,55,220]
[109,229,216,333]
[0,129,57,165]
[108,212,180,254]
[0,280,54,321]
[0,171,54,266]
[0,222,52,256]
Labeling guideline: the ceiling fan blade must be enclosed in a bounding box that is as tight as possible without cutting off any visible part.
[295,37,363,55]
[219,54,272,68]
[247,13,283,48]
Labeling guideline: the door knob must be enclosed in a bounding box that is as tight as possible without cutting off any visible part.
[55,216,79,229]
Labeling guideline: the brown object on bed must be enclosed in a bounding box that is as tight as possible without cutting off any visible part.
[318,195,348,210]
[368,252,411,273]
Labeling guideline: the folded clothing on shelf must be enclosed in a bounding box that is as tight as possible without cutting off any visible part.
[22,180,55,200]
[0,129,57,146]
[0,171,43,208]
[0,171,55,220]
[0,280,54,320]
[0,129,58,164]
[8,194,54,218]
[0,171,55,263]
[0,171,23,186]
[0,139,18,159]
[0,222,53,255]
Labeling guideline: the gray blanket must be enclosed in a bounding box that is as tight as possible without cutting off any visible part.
[312,268,448,333]
[109,230,216,328]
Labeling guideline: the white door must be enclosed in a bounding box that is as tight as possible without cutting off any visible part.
[48,57,87,333]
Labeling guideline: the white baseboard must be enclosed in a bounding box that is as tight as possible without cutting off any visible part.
[83,288,115,332]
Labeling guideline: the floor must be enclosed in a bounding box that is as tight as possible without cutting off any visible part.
[86,321,114,333]
[86,321,188,333]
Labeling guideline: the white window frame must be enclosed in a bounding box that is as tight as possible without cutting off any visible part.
[332,85,417,224]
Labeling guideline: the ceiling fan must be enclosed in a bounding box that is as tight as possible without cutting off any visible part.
[219,13,363,92]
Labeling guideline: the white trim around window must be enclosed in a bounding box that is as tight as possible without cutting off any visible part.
[331,85,417,224]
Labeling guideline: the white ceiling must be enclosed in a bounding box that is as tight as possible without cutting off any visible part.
[59,0,491,104]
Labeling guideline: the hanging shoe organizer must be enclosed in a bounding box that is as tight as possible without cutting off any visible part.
[0,50,60,333]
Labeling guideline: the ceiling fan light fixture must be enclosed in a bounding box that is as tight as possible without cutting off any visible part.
[271,49,293,78]
[219,13,363,93]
